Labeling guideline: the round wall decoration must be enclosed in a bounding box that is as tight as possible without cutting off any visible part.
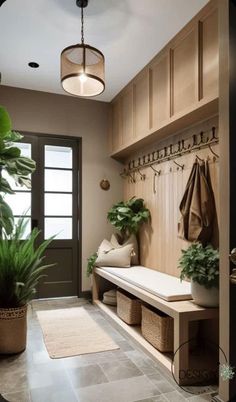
[100,179,110,191]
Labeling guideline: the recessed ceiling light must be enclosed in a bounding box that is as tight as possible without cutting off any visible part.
[28,62,39,68]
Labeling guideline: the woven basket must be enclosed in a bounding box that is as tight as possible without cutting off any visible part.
[117,290,141,325]
[0,305,27,354]
[141,305,174,352]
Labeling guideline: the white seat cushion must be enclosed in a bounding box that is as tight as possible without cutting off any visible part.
[101,266,192,302]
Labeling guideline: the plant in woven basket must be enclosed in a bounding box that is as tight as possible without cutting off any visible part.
[0,218,54,308]
[107,197,150,240]
[0,106,36,234]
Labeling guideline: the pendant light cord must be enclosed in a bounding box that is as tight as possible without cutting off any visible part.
[81,5,84,45]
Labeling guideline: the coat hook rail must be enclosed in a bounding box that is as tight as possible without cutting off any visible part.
[173,160,184,170]
[137,169,146,180]
[150,165,161,175]
[120,126,219,179]
[208,143,219,159]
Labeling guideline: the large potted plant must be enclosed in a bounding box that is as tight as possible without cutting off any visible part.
[0,219,53,354]
[87,197,150,276]
[178,242,219,307]
[0,106,53,354]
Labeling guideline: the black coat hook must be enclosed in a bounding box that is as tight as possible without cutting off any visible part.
[173,160,184,170]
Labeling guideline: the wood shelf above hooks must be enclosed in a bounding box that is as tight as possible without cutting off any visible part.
[120,126,219,179]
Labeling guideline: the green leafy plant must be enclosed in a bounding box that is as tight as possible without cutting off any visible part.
[178,242,219,289]
[107,197,150,239]
[0,106,36,234]
[86,252,98,277]
[0,219,54,308]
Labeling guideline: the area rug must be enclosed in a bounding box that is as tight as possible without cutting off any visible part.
[37,307,119,358]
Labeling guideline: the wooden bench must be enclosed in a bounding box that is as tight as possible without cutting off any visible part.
[92,267,219,385]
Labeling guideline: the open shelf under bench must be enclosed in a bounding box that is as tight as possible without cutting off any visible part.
[93,267,219,385]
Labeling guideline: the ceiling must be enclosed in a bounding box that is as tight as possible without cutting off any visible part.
[0,0,208,102]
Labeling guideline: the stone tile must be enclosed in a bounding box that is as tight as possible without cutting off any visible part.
[152,397,168,402]
[0,369,28,395]
[99,359,142,381]
[2,390,31,402]
[67,364,108,389]
[125,350,158,375]
[147,373,176,394]
[116,340,134,352]
[30,384,78,402]
[134,399,155,402]
[75,375,160,402]
[187,394,212,401]
[164,390,188,401]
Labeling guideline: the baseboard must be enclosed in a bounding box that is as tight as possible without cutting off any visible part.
[79,290,92,300]
[211,395,225,402]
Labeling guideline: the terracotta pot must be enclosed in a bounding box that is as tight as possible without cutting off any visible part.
[0,305,27,354]
[191,280,219,307]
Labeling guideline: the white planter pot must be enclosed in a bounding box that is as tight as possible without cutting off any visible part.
[191,280,219,307]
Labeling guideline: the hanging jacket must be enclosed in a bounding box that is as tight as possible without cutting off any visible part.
[178,160,216,245]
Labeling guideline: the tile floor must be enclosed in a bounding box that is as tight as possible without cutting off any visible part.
[0,298,217,402]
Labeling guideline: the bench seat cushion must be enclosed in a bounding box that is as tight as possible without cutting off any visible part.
[101,266,192,302]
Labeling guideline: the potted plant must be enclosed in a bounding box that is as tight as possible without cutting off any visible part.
[0,219,53,354]
[178,242,219,307]
[107,197,150,241]
[0,106,54,354]
[86,197,150,276]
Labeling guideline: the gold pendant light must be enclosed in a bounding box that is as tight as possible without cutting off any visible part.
[61,0,105,97]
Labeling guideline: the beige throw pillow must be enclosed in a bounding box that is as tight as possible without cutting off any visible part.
[96,239,133,268]
[110,233,139,265]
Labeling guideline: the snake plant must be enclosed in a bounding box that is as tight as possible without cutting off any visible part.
[0,218,54,308]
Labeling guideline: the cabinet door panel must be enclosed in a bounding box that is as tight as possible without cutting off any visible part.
[111,99,122,152]
[150,51,170,130]
[134,70,149,139]
[121,86,134,146]
[200,8,218,100]
[171,25,198,116]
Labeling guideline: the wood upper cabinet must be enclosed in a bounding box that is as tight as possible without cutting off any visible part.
[110,98,122,152]
[170,23,198,117]
[109,1,218,157]
[200,7,219,101]
[149,50,170,130]
[133,69,149,139]
[121,85,134,147]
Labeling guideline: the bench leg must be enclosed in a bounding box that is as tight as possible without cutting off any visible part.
[174,315,189,385]
[92,272,100,303]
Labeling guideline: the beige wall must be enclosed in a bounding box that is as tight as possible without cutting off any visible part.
[0,85,123,292]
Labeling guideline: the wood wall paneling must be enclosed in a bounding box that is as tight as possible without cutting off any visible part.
[134,69,150,139]
[171,24,199,117]
[149,50,170,131]
[124,125,219,278]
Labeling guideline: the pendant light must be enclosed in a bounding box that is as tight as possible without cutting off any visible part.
[61,0,105,97]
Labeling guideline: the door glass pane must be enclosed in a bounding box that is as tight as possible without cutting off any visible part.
[45,169,72,192]
[45,194,72,216]
[44,218,72,239]
[14,217,31,239]
[45,146,72,168]
[4,193,31,216]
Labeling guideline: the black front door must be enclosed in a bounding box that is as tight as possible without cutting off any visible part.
[5,134,81,298]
